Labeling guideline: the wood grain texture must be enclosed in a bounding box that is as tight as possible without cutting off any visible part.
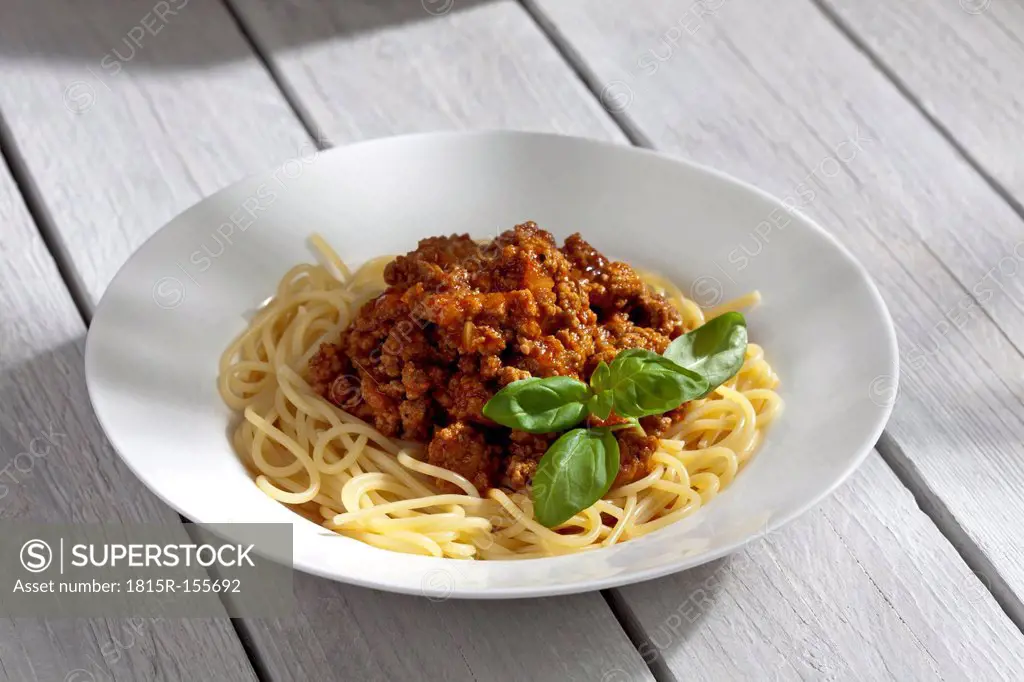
[0,2,652,681]
[530,0,1024,632]
[613,455,1024,680]
[230,0,1024,679]
[0,0,312,307]
[0,155,256,680]
[240,587,652,682]
[8,0,1024,679]
[225,0,626,144]
[819,0,1024,209]
[180,2,653,679]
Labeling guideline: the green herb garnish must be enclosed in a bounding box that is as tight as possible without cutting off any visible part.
[483,312,749,527]
[597,348,708,418]
[482,376,591,434]
[663,311,747,397]
[531,428,620,528]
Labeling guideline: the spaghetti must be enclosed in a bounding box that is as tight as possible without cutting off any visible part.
[218,236,782,559]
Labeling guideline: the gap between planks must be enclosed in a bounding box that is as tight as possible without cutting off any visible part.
[874,432,1024,632]
[221,0,327,150]
[517,0,651,148]
[188,0,1024,670]
[216,2,660,678]
[805,0,1024,634]
[808,0,1024,365]
[0,114,93,323]
[9,0,1017,676]
[0,89,276,682]
[515,0,1024,640]
[0,1,326,674]
[0,2,654,679]
[508,6,720,678]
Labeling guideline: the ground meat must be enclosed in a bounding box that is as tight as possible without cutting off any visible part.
[309,343,346,395]
[445,372,493,424]
[308,222,689,492]
[614,429,659,485]
[505,431,557,489]
[326,373,363,412]
[401,364,433,399]
[427,422,499,492]
[359,377,401,436]
[399,398,433,442]
[385,234,482,289]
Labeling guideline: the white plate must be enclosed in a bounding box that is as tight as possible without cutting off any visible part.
[85,131,897,599]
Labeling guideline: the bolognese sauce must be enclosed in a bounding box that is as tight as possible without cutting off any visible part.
[309,222,688,492]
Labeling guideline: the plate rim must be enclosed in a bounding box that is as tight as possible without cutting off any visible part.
[84,129,900,598]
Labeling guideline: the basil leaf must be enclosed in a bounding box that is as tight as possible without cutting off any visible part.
[482,377,592,433]
[663,312,748,397]
[532,428,620,527]
[606,349,709,418]
[590,360,611,394]
[588,391,614,421]
[587,360,614,420]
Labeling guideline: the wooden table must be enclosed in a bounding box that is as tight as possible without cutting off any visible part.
[1,1,1023,679]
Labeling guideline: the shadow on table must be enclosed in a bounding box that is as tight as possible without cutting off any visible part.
[0,337,178,524]
[0,0,501,69]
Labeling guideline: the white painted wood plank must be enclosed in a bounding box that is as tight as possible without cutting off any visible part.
[533,0,1024,347]
[225,0,626,144]
[0,2,653,680]
[527,0,1024,674]
[0,155,256,680]
[11,0,1024,677]
[0,0,312,306]
[615,455,1024,680]
[231,0,1024,678]
[243,587,651,682]
[820,0,1024,209]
